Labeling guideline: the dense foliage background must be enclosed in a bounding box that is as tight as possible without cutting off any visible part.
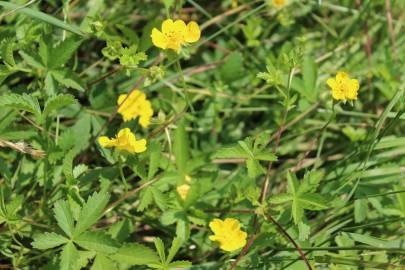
[0,0,404,269]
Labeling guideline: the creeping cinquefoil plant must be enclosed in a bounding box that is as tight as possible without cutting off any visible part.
[0,1,404,269]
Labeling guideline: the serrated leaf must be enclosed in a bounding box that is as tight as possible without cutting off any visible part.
[60,242,79,270]
[154,237,166,263]
[32,232,69,249]
[49,37,83,68]
[75,231,119,254]
[63,149,77,185]
[298,194,329,210]
[90,254,116,270]
[166,237,182,264]
[110,243,159,265]
[19,50,44,69]
[246,158,264,178]
[1,39,16,66]
[212,146,248,159]
[287,172,299,195]
[151,187,167,211]
[269,194,293,204]
[138,187,153,212]
[73,191,110,236]
[292,199,303,224]
[43,94,77,119]
[52,69,85,92]
[53,200,74,238]
[168,260,192,269]
[254,150,277,161]
[148,141,161,179]
[0,93,42,123]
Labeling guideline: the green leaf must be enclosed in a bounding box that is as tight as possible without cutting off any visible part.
[154,237,166,263]
[53,200,74,238]
[168,260,192,269]
[254,150,277,161]
[291,199,303,224]
[246,158,264,178]
[138,187,154,212]
[298,194,329,210]
[287,172,299,195]
[173,120,189,175]
[110,243,159,266]
[148,141,161,179]
[90,254,116,270]
[74,231,119,254]
[0,2,84,36]
[32,232,69,250]
[0,93,42,123]
[269,194,293,204]
[49,37,83,68]
[301,55,317,102]
[354,198,368,223]
[297,170,324,194]
[43,94,77,119]
[63,149,77,185]
[19,50,44,69]
[60,242,79,270]
[166,237,182,264]
[213,146,248,159]
[73,191,110,236]
[52,69,85,92]
[219,52,244,82]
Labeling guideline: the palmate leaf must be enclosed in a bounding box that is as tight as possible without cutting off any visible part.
[110,243,159,266]
[51,69,85,92]
[32,232,69,250]
[42,94,77,119]
[73,191,110,236]
[53,200,74,238]
[75,231,119,254]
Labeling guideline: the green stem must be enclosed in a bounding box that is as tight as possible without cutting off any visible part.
[175,58,195,112]
[118,157,128,193]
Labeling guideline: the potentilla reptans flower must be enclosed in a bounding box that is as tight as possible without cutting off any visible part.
[151,19,201,53]
[176,184,190,200]
[209,218,247,252]
[327,71,360,101]
[98,128,146,154]
[117,90,153,128]
[272,0,286,8]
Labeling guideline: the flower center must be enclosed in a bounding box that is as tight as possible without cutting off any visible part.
[165,30,184,45]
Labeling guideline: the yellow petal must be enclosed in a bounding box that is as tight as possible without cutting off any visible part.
[346,79,359,100]
[326,78,337,90]
[224,218,240,231]
[98,136,114,147]
[117,128,131,138]
[162,19,174,33]
[139,114,151,128]
[336,71,348,82]
[151,28,168,49]
[117,94,127,106]
[173,19,187,33]
[185,21,201,43]
[133,138,147,153]
[209,219,224,235]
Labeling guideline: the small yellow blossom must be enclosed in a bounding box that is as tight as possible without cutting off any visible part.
[177,184,190,200]
[185,175,192,183]
[327,71,360,101]
[209,218,247,252]
[98,128,146,154]
[117,90,153,128]
[151,19,201,53]
[272,0,286,8]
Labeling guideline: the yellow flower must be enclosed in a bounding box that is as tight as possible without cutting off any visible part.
[176,184,190,200]
[327,71,360,101]
[272,0,286,8]
[98,128,146,154]
[117,90,153,128]
[209,218,247,252]
[151,19,201,53]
